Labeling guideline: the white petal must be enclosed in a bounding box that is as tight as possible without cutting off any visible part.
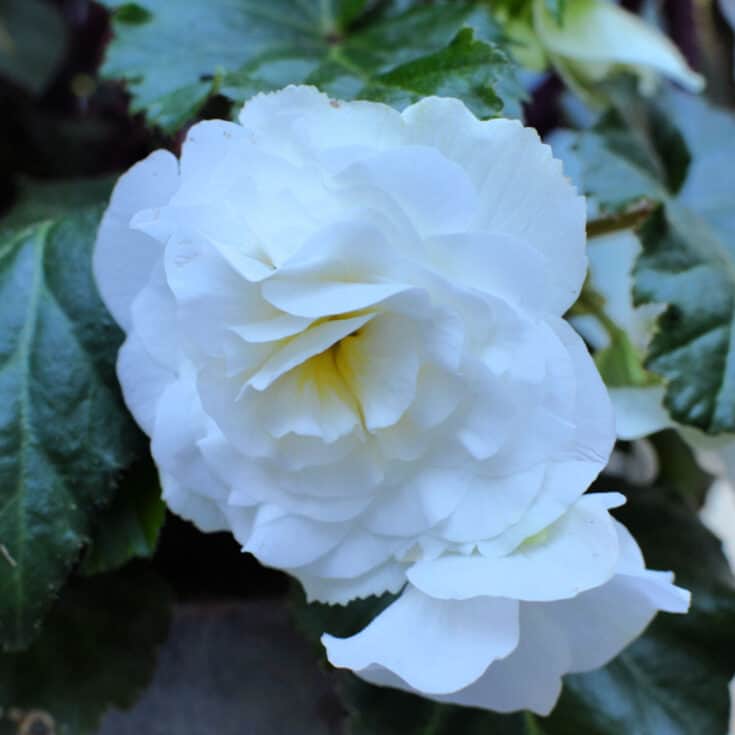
[402,100,586,313]
[404,364,464,429]
[415,466,473,528]
[323,586,520,694]
[545,573,686,674]
[586,230,664,353]
[408,493,625,602]
[552,318,616,465]
[534,0,704,92]
[544,521,689,671]
[435,604,571,715]
[258,352,362,443]
[263,280,411,318]
[197,432,373,523]
[175,119,252,198]
[238,85,406,162]
[164,232,267,359]
[361,463,472,537]
[151,374,230,508]
[231,314,314,343]
[247,313,374,391]
[160,473,229,533]
[300,528,403,579]
[610,385,672,440]
[117,333,175,436]
[336,313,422,431]
[197,361,277,458]
[478,456,609,558]
[298,562,407,605]
[129,261,179,370]
[243,506,350,569]
[436,465,546,543]
[457,367,528,461]
[93,150,179,330]
[425,231,557,313]
[261,219,414,317]
[338,145,477,237]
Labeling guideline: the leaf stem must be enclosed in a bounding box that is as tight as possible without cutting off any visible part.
[586,199,656,238]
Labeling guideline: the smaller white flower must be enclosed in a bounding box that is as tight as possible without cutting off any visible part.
[324,492,689,715]
[502,0,704,100]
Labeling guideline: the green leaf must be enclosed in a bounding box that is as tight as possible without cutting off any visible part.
[541,487,735,735]
[79,458,165,576]
[344,681,535,735]
[648,430,713,510]
[0,184,143,650]
[0,0,66,94]
[2,177,116,229]
[0,567,171,735]
[570,88,735,434]
[634,206,735,433]
[114,3,153,24]
[355,27,513,118]
[99,0,522,132]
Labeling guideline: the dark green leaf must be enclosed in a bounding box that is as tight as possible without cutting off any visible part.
[331,0,371,28]
[114,3,153,24]
[649,430,713,510]
[99,0,522,132]
[0,185,142,650]
[2,177,115,229]
[0,567,171,735]
[635,207,735,433]
[344,680,535,735]
[602,87,691,196]
[0,0,66,94]
[79,458,165,576]
[666,90,735,249]
[566,81,690,209]
[356,27,512,118]
[569,89,735,434]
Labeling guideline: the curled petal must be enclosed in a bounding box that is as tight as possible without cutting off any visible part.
[94,150,179,329]
[323,586,520,695]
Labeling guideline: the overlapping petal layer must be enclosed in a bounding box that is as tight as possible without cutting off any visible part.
[94,86,687,714]
[324,494,689,714]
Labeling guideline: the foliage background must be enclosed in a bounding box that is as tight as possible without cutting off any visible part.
[0,0,734,733]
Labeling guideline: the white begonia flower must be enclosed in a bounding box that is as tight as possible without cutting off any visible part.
[504,0,704,100]
[94,86,688,713]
